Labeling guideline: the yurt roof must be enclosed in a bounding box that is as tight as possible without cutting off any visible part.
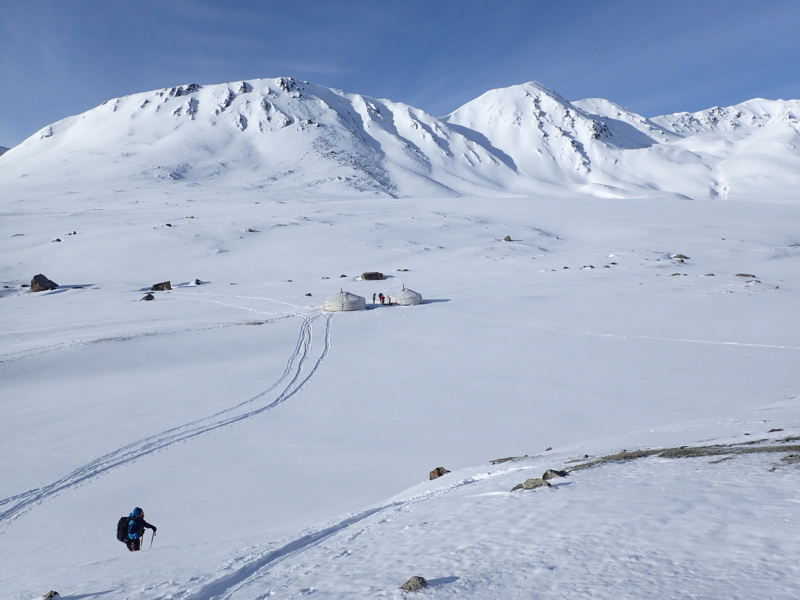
[323,290,366,311]
[391,287,422,304]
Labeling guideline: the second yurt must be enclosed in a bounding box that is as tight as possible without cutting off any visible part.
[323,290,366,312]
[389,287,422,306]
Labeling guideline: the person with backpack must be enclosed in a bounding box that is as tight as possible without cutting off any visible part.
[124,507,157,551]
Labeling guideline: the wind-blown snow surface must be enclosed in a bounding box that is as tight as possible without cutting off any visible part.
[1,79,800,599]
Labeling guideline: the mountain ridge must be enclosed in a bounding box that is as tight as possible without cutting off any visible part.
[2,77,798,201]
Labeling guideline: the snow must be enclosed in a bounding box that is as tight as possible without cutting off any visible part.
[1,78,799,599]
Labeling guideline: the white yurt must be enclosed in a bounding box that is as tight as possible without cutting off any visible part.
[389,286,422,306]
[323,290,366,312]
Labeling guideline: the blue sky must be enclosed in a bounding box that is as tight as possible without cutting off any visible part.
[2,0,799,147]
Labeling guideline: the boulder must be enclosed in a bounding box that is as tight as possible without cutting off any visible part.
[510,477,551,492]
[30,274,59,292]
[43,592,60,600]
[141,293,155,301]
[361,271,383,280]
[542,469,569,480]
[401,576,428,592]
[151,281,172,291]
[429,467,450,480]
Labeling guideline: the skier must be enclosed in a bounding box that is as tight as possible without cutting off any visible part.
[125,507,157,551]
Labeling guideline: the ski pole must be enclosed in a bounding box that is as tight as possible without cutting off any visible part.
[150,530,156,548]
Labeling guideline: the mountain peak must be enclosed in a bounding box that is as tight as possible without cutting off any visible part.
[1,78,798,202]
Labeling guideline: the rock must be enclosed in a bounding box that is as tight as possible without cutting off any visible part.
[735,273,757,278]
[510,477,551,492]
[429,467,450,480]
[401,576,428,592]
[30,274,59,292]
[671,253,690,259]
[151,281,172,291]
[43,592,60,600]
[542,469,569,480]
[141,293,155,301]
[361,271,383,280]
[503,235,512,241]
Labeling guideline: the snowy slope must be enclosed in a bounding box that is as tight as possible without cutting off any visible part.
[1,78,800,599]
[0,77,515,198]
[2,78,799,200]
[650,99,800,201]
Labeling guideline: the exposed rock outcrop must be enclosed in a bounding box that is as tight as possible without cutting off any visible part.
[429,467,450,480]
[401,576,428,592]
[30,274,58,292]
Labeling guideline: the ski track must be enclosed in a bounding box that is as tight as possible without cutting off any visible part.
[0,310,333,528]
[149,470,511,600]
[0,318,295,366]
[440,307,800,351]
[0,289,312,366]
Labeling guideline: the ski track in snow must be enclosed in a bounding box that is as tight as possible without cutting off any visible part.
[0,289,312,366]
[440,307,800,351]
[148,470,512,600]
[0,309,333,528]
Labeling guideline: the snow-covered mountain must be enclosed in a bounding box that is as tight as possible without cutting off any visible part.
[2,77,799,201]
[2,77,800,599]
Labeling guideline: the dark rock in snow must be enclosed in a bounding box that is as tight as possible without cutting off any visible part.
[30,274,58,292]
[361,271,383,280]
[151,281,172,291]
[542,469,569,480]
[141,293,155,301]
[429,467,451,480]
